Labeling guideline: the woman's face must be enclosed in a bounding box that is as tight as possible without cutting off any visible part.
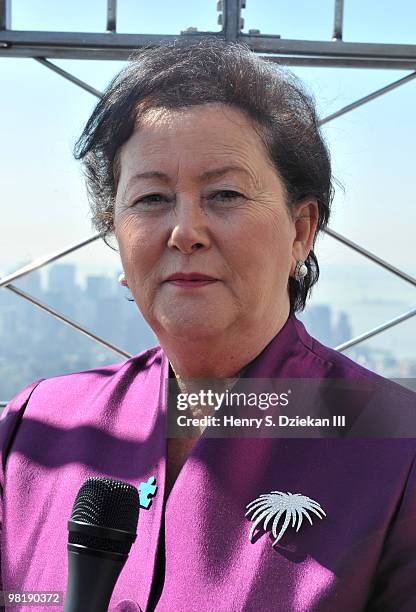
[114,103,313,342]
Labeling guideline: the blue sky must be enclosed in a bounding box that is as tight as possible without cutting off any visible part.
[1,0,416,353]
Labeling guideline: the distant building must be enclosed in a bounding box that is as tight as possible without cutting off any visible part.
[300,304,333,346]
[48,264,76,294]
[332,311,353,347]
[86,275,113,300]
[14,268,42,295]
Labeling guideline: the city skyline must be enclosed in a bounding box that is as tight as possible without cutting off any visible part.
[1,261,415,403]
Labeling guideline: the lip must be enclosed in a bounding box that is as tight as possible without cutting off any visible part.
[165,272,218,282]
[164,272,219,289]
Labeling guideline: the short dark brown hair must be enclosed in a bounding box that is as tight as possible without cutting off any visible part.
[74,35,333,313]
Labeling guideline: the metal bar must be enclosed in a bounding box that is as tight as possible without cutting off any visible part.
[0,30,207,48]
[242,36,416,60]
[332,0,344,41]
[335,308,416,352]
[107,0,117,33]
[5,283,132,359]
[223,0,241,42]
[0,47,137,60]
[323,227,416,288]
[0,0,11,30]
[1,30,416,67]
[1,44,416,68]
[1,46,416,68]
[0,234,102,289]
[319,71,416,125]
[35,57,103,98]
[265,57,416,70]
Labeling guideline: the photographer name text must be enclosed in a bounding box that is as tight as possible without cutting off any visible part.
[177,415,346,428]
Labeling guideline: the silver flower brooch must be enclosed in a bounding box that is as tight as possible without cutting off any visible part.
[245,491,326,546]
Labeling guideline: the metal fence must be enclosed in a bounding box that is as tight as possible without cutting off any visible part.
[1,0,415,407]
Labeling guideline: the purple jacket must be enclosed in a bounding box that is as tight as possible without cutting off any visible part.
[1,313,416,611]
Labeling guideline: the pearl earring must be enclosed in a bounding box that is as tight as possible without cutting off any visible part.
[118,272,128,287]
[294,260,308,281]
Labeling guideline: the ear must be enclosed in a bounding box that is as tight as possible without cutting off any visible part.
[290,199,319,275]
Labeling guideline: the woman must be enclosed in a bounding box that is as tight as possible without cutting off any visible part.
[1,37,416,611]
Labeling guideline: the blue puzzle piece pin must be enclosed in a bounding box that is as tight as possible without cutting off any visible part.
[138,476,157,509]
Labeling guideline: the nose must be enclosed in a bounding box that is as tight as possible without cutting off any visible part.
[167,198,211,254]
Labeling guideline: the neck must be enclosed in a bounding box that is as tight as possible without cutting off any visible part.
[159,307,291,380]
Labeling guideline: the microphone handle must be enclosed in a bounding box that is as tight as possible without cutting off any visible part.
[63,549,126,612]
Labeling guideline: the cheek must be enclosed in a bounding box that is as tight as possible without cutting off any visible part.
[261,208,294,264]
[116,215,163,281]
[226,209,292,274]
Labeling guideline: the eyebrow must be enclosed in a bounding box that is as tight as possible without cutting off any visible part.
[126,165,252,186]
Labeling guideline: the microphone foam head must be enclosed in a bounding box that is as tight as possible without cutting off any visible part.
[70,477,139,532]
[69,477,139,554]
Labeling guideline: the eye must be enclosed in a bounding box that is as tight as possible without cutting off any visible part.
[211,190,244,201]
[133,194,170,205]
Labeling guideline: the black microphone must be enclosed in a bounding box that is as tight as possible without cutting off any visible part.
[63,476,140,612]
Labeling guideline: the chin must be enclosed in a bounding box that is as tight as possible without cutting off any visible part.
[156,310,231,342]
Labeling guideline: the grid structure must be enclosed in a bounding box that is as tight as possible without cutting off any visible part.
[1,0,415,406]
